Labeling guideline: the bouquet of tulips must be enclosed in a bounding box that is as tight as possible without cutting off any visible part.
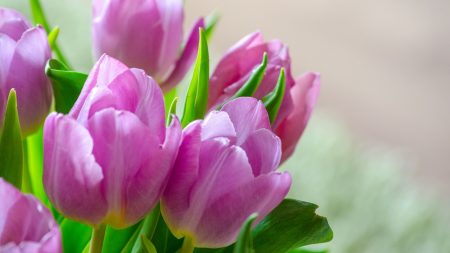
[0,0,333,252]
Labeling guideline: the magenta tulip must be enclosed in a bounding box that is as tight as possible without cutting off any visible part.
[43,55,181,228]
[208,32,320,162]
[161,97,291,248]
[0,8,52,136]
[0,178,61,253]
[92,0,204,91]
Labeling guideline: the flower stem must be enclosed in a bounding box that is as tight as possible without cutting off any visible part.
[89,224,106,253]
[180,236,195,253]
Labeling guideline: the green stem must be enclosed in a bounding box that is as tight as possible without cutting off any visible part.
[180,236,195,253]
[89,224,106,253]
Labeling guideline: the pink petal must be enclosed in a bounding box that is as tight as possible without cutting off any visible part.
[0,8,32,41]
[275,72,320,162]
[201,111,236,141]
[44,113,106,225]
[161,17,205,91]
[5,26,51,135]
[221,97,271,145]
[0,179,61,252]
[241,128,282,176]
[70,54,129,119]
[87,108,176,227]
[0,34,16,122]
[195,172,291,248]
[208,32,266,108]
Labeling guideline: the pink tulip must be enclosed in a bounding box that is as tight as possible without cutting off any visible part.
[43,55,181,228]
[0,8,52,136]
[92,0,204,91]
[162,97,291,248]
[208,32,320,162]
[0,178,61,253]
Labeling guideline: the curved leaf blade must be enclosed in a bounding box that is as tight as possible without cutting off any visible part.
[253,199,333,253]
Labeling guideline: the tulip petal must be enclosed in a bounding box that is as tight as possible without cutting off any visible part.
[0,34,16,120]
[221,97,270,145]
[87,109,173,227]
[76,67,166,141]
[195,172,291,248]
[241,128,282,176]
[162,18,205,91]
[0,179,61,252]
[70,54,128,119]
[161,121,202,237]
[208,32,266,108]
[275,73,320,162]
[0,8,31,41]
[44,113,106,225]
[201,111,236,141]
[5,27,51,135]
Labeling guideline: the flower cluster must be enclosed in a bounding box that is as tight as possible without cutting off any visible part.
[0,1,330,253]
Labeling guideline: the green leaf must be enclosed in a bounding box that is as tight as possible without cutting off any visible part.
[152,214,182,253]
[287,248,328,253]
[46,59,87,114]
[205,12,220,41]
[166,97,179,126]
[141,235,157,253]
[23,128,50,207]
[0,89,23,189]
[262,68,286,124]
[102,223,141,253]
[120,222,144,253]
[164,88,177,113]
[61,218,92,253]
[181,28,209,127]
[252,199,333,253]
[48,26,60,50]
[130,205,161,253]
[232,53,267,99]
[233,214,258,253]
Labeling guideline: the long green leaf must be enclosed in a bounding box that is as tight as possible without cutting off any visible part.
[130,205,161,253]
[61,218,92,253]
[181,28,209,127]
[233,214,258,253]
[102,223,141,253]
[262,68,286,124]
[46,59,87,114]
[252,199,333,253]
[205,12,220,41]
[23,128,50,207]
[0,90,23,189]
[140,235,157,253]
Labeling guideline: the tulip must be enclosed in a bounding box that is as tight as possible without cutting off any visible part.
[0,178,61,252]
[0,7,52,136]
[43,55,181,228]
[92,0,204,91]
[162,97,291,248]
[208,32,320,162]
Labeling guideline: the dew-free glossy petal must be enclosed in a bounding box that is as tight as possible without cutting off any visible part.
[44,113,106,225]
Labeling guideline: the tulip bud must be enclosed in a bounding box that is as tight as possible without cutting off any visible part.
[209,32,319,162]
[0,8,52,136]
[43,55,181,228]
[92,0,204,91]
[162,97,291,248]
[0,178,61,252]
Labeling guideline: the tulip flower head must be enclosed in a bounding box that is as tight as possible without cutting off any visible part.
[0,178,61,253]
[0,8,52,136]
[43,55,181,228]
[162,97,291,248]
[92,0,204,91]
[208,32,320,162]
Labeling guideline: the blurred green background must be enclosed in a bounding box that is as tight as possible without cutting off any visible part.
[2,0,449,252]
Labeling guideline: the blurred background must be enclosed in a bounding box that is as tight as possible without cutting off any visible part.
[2,0,449,252]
